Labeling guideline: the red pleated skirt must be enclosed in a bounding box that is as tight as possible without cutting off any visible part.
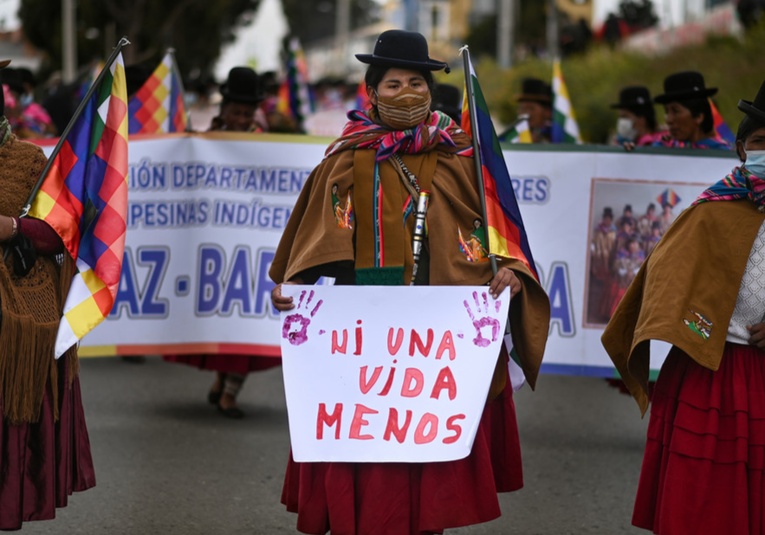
[0,354,96,531]
[163,353,280,374]
[633,343,765,534]
[281,379,523,535]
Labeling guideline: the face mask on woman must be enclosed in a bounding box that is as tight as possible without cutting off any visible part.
[744,150,765,178]
[376,87,431,130]
[616,117,637,142]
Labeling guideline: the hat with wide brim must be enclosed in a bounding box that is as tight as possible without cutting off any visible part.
[611,85,652,109]
[355,30,448,72]
[654,71,717,104]
[0,60,9,116]
[219,66,263,104]
[515,77,551,104]
[431,83,462,120]
[738,80,765,123]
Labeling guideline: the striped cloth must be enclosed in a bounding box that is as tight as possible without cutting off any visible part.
[551,59,582,144]
[693,166,765,207]
[325,109,472,162]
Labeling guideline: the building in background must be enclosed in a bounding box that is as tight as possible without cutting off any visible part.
[0,0,42,71]
[301,0,642,81]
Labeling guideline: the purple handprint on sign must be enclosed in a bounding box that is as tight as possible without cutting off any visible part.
[282,289,324,346]
[463,290,502,348]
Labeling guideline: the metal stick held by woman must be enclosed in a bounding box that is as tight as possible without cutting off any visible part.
[410,189,430,285]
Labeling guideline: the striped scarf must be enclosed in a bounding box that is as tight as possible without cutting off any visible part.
[654,134,731,150]
[325,109,473,161]
[693,166,765,208]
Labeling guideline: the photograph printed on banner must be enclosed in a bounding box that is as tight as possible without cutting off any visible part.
[584,178,708,327]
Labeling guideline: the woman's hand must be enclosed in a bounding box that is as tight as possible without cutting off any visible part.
[747,322,765,350]
[488,267,522,299]
[271,281,298,312]
[622,141,636,152]
[0,215,17,242]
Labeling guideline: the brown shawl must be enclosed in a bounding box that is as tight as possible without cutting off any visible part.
[270,146,550,390]
[602,200,764,414]
[0,136,76,423]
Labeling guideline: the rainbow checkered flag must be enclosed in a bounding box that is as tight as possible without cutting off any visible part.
[461,46,537,390]
[276,37,314,130]
[709,98,735,145]
[459,47,538,277]
[499,116,532,144]
[128,50,188,134]
[656,188,681,209]
[551,59,582,144]
[27,46,129,358]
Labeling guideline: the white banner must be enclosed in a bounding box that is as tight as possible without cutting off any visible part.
[35,135,738,376]
[280,285,510,462]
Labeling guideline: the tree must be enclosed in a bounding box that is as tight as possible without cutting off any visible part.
[618,0,658,32]
[19,0,261,80]
[464,2,564,60]
[280,0,380,45]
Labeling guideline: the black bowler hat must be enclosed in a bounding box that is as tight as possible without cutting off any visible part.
[654,71,717,104]
[0,59,10,117]
[516,78,552,105]
[611,86,652,109]
[738,80,765,123]
[220,66,262,104]
[355,30,448,72]
[431,83,462,121]
[124,63,152,97]
[1,67,24,95]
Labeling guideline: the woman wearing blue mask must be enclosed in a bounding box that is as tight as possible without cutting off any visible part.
[602,79,765,534]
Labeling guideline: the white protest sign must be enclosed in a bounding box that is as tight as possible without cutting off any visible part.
[279,285,511,463]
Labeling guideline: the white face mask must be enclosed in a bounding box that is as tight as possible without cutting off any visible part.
[616,117,637,141]
[744,149,765,178]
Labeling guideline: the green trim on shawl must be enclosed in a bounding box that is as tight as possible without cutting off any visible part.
[355,266,405,286]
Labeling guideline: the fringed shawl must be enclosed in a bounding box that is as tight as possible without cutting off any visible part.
[0,135,76,424]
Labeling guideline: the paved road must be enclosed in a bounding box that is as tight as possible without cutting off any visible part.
[22,357,649,535]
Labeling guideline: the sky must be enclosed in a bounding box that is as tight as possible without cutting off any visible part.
[0,0,19,31]
[214,0,289,80]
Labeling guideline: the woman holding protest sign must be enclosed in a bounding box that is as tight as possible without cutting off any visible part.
[0,59,95,530]
[602,80,765,534]
[269,30,550,534]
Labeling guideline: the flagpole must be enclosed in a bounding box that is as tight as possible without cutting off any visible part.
[18,36,131,218]
[167,48,192,132]
[460,46,498,276]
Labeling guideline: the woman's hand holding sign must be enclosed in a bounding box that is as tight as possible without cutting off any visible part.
[489,267,521,299]
[271,280,302,312]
